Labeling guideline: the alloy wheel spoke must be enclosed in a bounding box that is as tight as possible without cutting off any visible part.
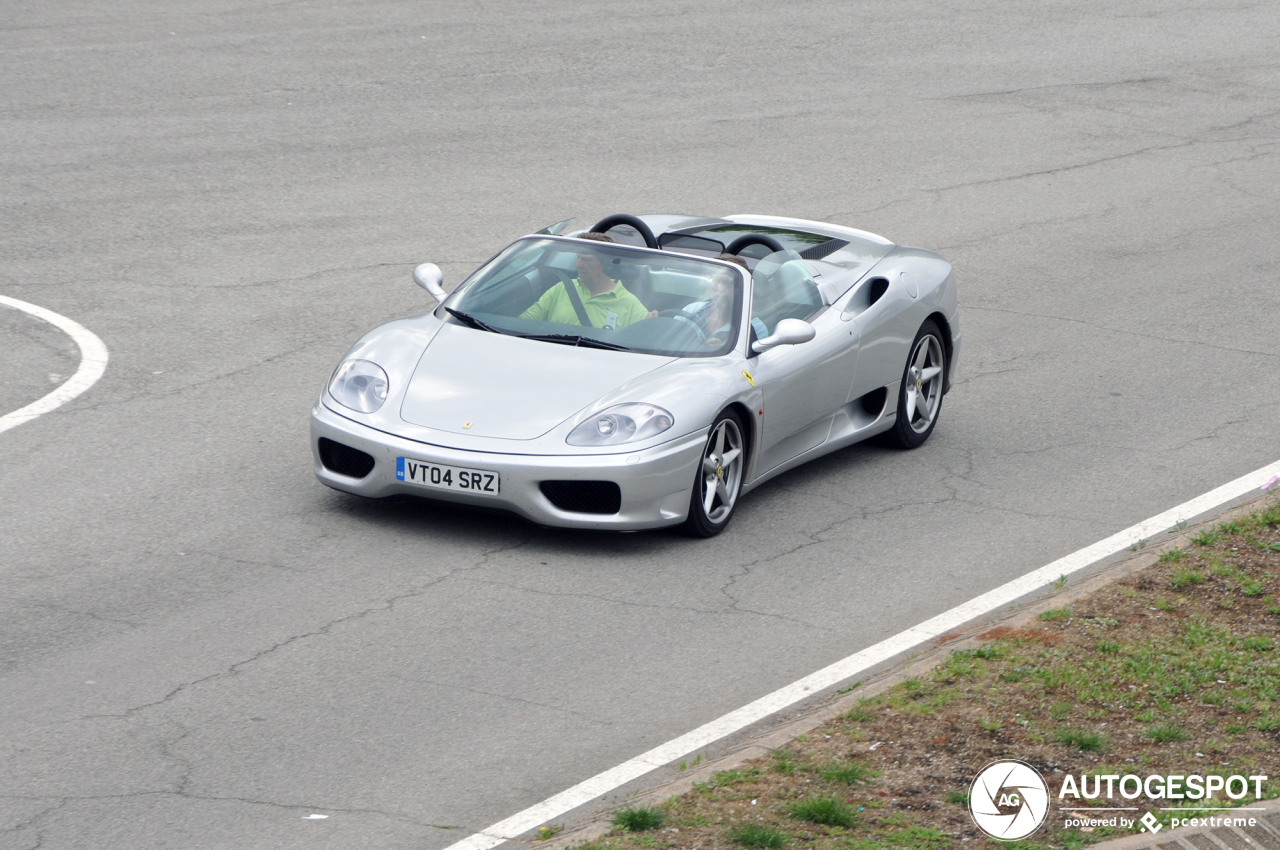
[720,447,741,467]
[715,478,732,507]
[714,424,726,456]
[920,365,942,382]
[913,341,930,370]
[703,456,721,475]
[905,387,918,422]
[703,477,718,514]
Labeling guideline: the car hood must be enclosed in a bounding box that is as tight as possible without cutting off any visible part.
[399,324,675,440]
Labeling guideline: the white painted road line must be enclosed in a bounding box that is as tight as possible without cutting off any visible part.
[445,458,1280,850]
[0,295,109,436]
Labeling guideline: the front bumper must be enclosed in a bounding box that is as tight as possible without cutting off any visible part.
[310,402,706,530]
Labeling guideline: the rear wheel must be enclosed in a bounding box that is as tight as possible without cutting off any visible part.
[684,409,746,537]
[883,320,946,449]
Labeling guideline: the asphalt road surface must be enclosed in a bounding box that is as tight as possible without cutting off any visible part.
[3,1,1279,848]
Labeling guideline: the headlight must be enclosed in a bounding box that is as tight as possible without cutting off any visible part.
[328,359,389,413]
[566,403,674,447]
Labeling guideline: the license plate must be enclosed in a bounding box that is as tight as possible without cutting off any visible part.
[396,457,500,494]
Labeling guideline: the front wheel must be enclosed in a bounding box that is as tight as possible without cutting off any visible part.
[684,409,746,537]
[883,320,946,449]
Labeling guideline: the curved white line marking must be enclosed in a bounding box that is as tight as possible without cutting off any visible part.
[444,457,1280,850]
[0,295,109,435]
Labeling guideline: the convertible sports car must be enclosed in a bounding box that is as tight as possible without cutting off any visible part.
[311,213,960,536]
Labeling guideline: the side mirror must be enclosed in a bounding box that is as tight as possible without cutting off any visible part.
[751,318,816,354]
[413,263,448,302]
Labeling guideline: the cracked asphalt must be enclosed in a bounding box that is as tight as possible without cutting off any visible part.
[3,1,1280,848]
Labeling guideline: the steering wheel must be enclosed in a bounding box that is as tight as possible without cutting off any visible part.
[590,214,659,249]
[725,233,786,256]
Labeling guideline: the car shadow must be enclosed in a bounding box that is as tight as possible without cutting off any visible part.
[315,433,915,558]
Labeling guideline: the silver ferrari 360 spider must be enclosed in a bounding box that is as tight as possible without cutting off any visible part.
[311,213,960,536]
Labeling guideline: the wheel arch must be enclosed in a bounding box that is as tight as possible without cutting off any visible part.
[925,311,955,393]
[723,400,757,477]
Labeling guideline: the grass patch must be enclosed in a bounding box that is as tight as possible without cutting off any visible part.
[1170,568,1204,589]
[1037,607,1072,621]
[788,796,856,827]
[1055,729,1106,751]
[612,807,665,832]
[842,700,878,722]
[727,823,788,848]
[1147,723,1188,743]
[822,760,878,785]
[700,768,761,789]
[1160,547,1189,564]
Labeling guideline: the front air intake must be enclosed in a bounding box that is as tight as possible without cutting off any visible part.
[318,438,375,479]
[539,481,622,515]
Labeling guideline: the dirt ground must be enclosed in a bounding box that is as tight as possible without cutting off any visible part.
[567,496,1280,850]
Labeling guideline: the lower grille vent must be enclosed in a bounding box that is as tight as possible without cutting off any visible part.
[318,438,375,479]
[540,480,622,515]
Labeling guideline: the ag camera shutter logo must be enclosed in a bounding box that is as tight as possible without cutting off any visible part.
[969,760,1050,840]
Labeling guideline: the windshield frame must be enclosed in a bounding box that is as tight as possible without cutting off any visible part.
[440,235,751,359]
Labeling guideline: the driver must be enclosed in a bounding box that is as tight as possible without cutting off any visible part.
[520,233,654,330]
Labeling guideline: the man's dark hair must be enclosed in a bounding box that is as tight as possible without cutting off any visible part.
[577,232,616,244]
[717,253,749,270]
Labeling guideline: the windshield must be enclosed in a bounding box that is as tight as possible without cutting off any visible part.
[443,237,745,357]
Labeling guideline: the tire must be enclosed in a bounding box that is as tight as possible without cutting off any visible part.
[684,408,746,537]
[883,319,946,449]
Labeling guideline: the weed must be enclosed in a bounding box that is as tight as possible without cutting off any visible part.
[1050,702,1071,721]
[1155,598,1179,611]
[1249,537,1280,553]
[1170,568,1204,589]
[727,823,788,849]
[1233,700,1254,713]
[1160,548,1189,564]
[946,789,969,805]
[1226,723,1248,736]
[1055,729,1106,751]
[1219,519,1246,536]
[822,760,879,785]
[771,750,797,774]
[1130,538,1148,551]
[1202,692,1225,706]
[1147,724,1189,743]
[1256,716,1279,732]
[1267,598,1280,615]
[978,718,1003,732]
[535,825,564,841]
[842,701,878,722]
[883,825,950,850]
[613,807,665,832]
[1053,574,1068,589]
[1038,607,1072,621]
[1241,580,1265,597]
[788,796,856,827]
[1097,640,1120,654]
[1192,529,1223,546]
[704,769,760,788]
